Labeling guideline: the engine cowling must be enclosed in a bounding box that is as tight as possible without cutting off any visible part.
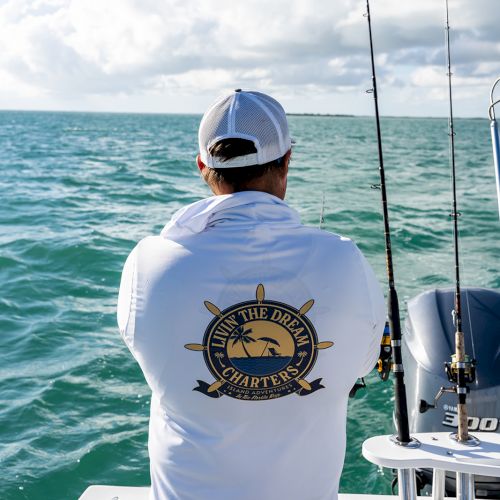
[403,287,500,498]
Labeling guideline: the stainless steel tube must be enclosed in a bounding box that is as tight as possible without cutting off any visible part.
[456,472,475,500]
[397,468,417,500]
[432,469,445,500]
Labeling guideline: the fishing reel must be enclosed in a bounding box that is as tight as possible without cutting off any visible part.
[419,354,476,413]
[349,322,392,398]
[377,322,392,381]
[445,354,476,384]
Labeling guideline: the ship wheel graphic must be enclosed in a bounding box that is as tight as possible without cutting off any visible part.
[185,284,334,400]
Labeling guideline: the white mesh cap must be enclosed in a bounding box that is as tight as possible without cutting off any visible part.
[198,89,292,169]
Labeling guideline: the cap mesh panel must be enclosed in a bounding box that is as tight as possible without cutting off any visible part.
[200,95,231,147]
[235,95,280,161]
[198,90,290,167]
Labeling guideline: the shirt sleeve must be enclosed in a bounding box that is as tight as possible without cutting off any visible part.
[357,250,386,378]
[117,246,138,351]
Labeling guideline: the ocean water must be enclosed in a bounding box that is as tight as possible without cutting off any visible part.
[0,111,498,500]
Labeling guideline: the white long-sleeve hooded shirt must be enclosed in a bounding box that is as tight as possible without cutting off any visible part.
[117,191,385,500]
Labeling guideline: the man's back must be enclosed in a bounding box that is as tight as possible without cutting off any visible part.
[118,191,385,500]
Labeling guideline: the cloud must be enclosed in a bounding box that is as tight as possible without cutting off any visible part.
[0,0,499,114]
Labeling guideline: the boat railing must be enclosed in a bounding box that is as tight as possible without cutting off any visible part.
[362,431,500,500]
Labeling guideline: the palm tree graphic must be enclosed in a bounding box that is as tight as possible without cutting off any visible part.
[214,352,226,367]
[258,337,281,357]
[296,351,308,366]
[230,326,256,357]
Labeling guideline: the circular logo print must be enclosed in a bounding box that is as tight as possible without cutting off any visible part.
[185,284,333,401]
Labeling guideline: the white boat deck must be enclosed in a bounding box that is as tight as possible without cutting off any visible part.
[79,488,420,500]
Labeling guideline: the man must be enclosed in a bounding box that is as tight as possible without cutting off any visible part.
[118,89,385,500]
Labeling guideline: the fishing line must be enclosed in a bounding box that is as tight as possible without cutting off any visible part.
[488,77,500,121]
[446,141,476,363]
[464,289,477,381]
[455,216,478,371]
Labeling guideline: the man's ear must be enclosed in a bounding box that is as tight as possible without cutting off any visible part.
[196,154,206,172]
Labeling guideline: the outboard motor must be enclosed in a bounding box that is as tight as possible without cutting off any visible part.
[403,287,500,498]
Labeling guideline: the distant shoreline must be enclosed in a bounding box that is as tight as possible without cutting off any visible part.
[287,113,487,120]
[287,112,355,117]
[0,109,487,120]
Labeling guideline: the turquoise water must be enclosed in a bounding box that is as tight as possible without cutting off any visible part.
[0,111,498,499]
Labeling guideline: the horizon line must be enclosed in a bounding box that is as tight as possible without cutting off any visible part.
[0,108,488,120]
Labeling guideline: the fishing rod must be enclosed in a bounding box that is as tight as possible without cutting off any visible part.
[443,0,471,445]
[364,0,412,446]
[419,0,478,451]
[319,192,326,228]
[488,77,500,220]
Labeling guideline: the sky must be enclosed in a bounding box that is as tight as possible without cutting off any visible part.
[0,0,499,117]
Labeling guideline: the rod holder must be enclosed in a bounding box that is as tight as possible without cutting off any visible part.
[449,432,480,447]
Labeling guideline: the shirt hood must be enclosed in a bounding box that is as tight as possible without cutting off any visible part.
[160,191,301,240]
